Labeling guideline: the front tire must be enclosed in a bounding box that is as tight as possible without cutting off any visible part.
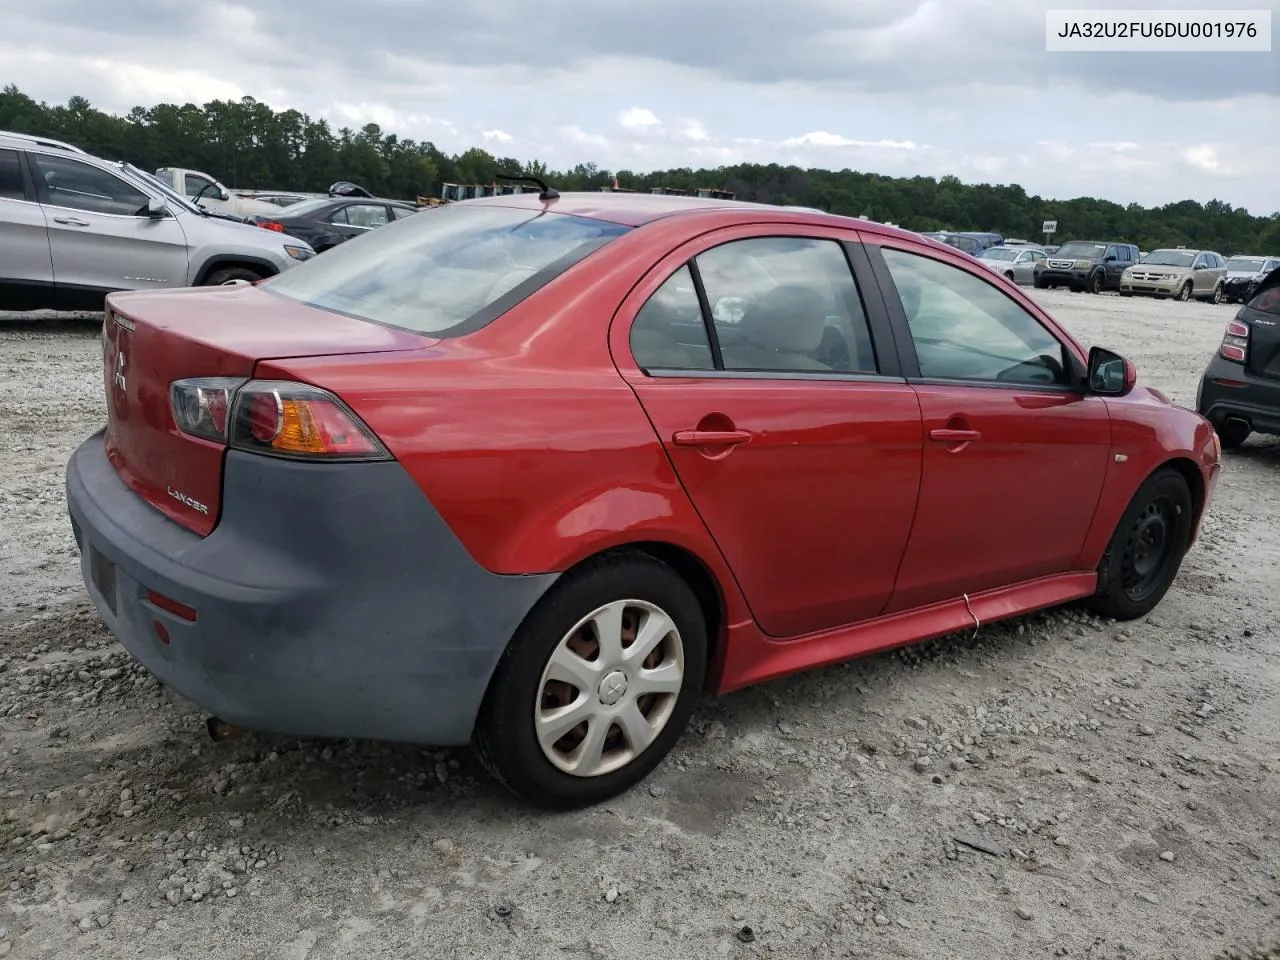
[1087,468,1193,621]
[1088,271,1104,294]
[474,553,707,809]
[204,266,264,286]
[1176,281,1193,302]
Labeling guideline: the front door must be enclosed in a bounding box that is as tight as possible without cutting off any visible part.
[614,228,924,639]
[867,240,1113,613]
[29,152,189,295]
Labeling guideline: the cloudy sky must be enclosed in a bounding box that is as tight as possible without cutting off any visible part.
[2,0,1277,213]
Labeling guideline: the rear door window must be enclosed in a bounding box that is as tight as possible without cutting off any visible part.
[696,237,877,374]
[0,149,25,201]
[629,265,714,372]
[263,203,630,337]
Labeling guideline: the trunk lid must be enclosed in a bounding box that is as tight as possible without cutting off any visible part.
[102,284,432,535]
[1241,267,1280,380]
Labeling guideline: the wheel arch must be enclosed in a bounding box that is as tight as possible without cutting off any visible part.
[192,255,279,285]
[1158,455,1207,534]
[473,538,732,724]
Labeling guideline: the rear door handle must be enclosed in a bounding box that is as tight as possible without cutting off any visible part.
[929,428,981,443]
[53,216,90,227]
[673,429,752,447]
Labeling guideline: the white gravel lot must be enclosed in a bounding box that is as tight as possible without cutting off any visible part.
[1,292,1277,960]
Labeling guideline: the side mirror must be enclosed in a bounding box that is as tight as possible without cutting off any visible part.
[146,198,168,218]
[218,187,231,201]
[1105,255,1118,262]
[1086,346,1136,396]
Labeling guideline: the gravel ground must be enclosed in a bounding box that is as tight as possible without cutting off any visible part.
[1,293,1277,960]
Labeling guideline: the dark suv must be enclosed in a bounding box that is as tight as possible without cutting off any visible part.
[1196,266,1280,448]
[1033,240,1139,294]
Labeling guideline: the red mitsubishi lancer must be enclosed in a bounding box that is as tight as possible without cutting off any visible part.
[66,187,1220,808]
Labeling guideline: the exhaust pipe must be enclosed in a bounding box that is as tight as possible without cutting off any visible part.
[1225,416,1251,432]
[206,716,246,741]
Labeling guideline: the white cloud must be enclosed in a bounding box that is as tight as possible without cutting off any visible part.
[482,129,514,143]
[782,131,919,150]
[617,107,661,129]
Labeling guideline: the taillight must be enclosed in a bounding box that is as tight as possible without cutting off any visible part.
[258,221,286,232]
[230,380,391,460]
[1219,320,1249,362]
[171,378,389,460]
[170,377,247,443]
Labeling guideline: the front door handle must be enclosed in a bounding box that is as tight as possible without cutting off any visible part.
[53,216,90,227]
[673,429,752,447]
[929,428,981,443]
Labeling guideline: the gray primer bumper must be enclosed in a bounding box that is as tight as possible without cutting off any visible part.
[65,430,559,745]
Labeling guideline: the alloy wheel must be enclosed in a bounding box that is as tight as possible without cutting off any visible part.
[534,599,684,778]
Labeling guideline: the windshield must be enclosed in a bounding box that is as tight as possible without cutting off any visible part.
[262,204,631,337]
[1226,257,1265,272]
[1054,242,1107,259]
[980,248,1019,261]
[118,163,203,215]
[1143,250,1196,267]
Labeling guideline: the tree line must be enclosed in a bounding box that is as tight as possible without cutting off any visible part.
[2,85,1276,254]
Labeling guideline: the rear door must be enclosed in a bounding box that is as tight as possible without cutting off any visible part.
[327,203,391,244]
[0,148,54,301]
[29,152,189,294]
[612,224,924,639]
[863,237,1112,613]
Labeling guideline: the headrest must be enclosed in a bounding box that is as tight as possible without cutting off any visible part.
[741,285,827,352]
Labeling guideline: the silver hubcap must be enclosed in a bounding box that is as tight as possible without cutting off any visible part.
[534,599,684,778]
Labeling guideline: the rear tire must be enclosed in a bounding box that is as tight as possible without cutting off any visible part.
[204,266,264,286]
[1087,468,1193,621]
[473,553,707,809]
[1215,419,1251,449]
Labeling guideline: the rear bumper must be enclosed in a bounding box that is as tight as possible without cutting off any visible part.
[65,431,558,746]
[1196,356,1280,437]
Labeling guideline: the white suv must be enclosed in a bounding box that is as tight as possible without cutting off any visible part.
[0,131,315,311]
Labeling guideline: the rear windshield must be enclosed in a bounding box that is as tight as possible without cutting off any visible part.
[262,204,631,337]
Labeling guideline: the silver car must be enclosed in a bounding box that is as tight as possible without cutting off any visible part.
[1219,255,1280,304]
[0,131,315,311]
[975,245,1048,285]
[1119,248,1227,302]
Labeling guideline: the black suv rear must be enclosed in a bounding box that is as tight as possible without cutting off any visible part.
[1196,267,1280,448]
[1033,240,1138,294]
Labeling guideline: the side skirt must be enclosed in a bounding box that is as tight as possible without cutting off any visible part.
[716,571,1097,693]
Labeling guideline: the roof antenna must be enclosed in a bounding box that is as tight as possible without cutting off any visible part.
[495,171,559,201]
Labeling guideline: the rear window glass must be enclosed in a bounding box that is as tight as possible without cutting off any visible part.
[1249,283,1280,316]
[262,204,630,337]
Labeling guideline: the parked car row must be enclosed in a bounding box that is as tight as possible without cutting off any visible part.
[0,130,431,311]
[0,130,316,310]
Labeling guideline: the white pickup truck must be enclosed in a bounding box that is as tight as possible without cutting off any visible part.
[151,167,301,220]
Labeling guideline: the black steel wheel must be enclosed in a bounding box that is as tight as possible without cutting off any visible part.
[1088,468,1193,620]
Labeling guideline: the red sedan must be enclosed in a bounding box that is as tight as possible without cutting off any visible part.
[66,192,1221,808]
